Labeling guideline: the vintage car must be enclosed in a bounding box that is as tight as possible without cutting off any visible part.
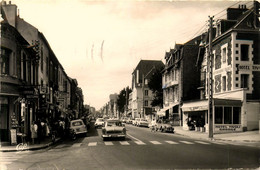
[156,119,175,133]
[69,119,87,140]
[102,119,126,141]
[94,118,105,128]
[137,118,149,127]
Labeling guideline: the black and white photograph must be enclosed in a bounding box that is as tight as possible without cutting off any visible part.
[0,0,260,169]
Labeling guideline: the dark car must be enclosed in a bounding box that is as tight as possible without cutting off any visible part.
[156,119,174,133]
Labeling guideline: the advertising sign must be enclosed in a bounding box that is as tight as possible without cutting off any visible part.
[215,124,242,133]
[10,129,17,145]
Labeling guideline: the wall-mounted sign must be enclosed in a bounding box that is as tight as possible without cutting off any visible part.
[237,64,260,71]
[215,124,242,133]
[10,129,17,145]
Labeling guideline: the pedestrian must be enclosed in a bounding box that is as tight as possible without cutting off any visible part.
[30,121,38,144]
[151,119,157,132]
[37,119,42,144]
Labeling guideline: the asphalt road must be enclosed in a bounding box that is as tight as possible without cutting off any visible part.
[2,122,260,170]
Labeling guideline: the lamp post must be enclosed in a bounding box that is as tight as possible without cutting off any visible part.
[208,16,214,139]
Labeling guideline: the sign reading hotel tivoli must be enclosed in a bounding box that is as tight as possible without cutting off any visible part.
[237,64,260,71]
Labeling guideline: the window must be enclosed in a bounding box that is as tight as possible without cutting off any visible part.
[222,47,226,63]
[233,107,241,124]
[215,107,223,124]
[215,106,241,124]
[241,44,249,61]
[41,47,43,72]
[145,90,148,96]
[0,48,10,75]
[144,100,148,106]
[222,76,226,91]
[22,53,27,80]
[241,74,249,89]
[224,107,232,124]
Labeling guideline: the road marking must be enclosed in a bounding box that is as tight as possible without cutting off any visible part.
[120,141,130,145]
[134,141,146,145]
[127,134,142,141]
[165,141,178,144]
[179,141,194,144]
[104,142,114,146]
[150,141,162,145]
[88,142,97,146]
[195,141,210,145]
[212,141,227,145]
[54,144,68,149]
[72,143,82,147]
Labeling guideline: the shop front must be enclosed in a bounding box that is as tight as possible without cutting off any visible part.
[181,99,243,134]
[156,103,180,125]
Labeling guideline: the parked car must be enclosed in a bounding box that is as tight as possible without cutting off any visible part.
[94,118,105,128]
[69,119,87,140]
[137,118,149,127]
[126,117,134,124]
[156,119,175,133]
[101,119,126,141]
[132,118,141,126]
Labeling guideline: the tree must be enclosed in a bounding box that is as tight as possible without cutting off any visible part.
[148,67,164,107]
[117,87,132,114]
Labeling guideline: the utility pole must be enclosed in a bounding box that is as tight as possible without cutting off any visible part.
[208,16,214,138]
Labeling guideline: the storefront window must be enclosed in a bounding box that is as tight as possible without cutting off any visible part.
[215,106,223,124]
[224,107,232,124]
[233,107,241,124]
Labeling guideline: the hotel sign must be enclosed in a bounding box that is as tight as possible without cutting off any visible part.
[237,64,260,71]
[215,124,242,133]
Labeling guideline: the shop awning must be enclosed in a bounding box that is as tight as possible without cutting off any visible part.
[157,102,179,116]
[181,100,208,112]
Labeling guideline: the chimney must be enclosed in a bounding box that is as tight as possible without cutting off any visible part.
[1,1,17,28]
[227,5,248,20]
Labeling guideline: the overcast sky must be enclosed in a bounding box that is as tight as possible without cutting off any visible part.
[12,0,247,110]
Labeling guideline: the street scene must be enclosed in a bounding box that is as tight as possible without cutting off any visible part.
[1,0,260,169]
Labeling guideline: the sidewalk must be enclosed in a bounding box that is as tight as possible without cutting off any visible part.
[174,126,260,143]
[0,137,61,152]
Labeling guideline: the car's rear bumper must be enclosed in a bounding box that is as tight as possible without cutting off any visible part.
[102,134,125,138]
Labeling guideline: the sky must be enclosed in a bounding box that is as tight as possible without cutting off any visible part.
[11,0,249,110]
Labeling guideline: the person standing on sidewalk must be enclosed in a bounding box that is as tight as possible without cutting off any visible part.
[30,121,38,144]
[37,119,42,144]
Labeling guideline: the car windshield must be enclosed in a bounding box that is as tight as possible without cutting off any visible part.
[72,121,83,126]
[97,118,104,122]
[107,121,123,127]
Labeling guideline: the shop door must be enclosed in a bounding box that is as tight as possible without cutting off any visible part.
[0,104,9,141]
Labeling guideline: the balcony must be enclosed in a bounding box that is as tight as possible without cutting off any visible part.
[162,80,178,89]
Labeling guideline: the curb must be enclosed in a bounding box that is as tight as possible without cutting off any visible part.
[174,131,260,143]
[0,138,61,152]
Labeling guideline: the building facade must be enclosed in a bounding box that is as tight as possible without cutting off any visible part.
[160,36,201,126]
[182,2,260,133]
[1,1,85,144]
[131,60,164,120]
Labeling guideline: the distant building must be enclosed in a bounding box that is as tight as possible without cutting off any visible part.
[108,93,118,118]
[131,60,164,119]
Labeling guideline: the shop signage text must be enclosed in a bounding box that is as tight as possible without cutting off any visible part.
[215,125,242,132]
[237,64,260,71]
